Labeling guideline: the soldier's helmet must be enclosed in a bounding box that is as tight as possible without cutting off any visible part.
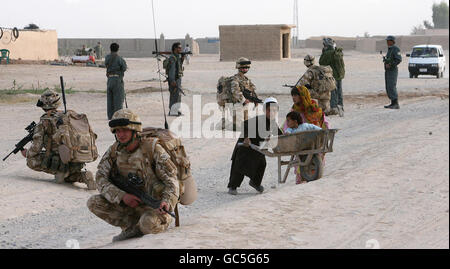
[385,35,396,42]
[304,54,316,67]
[109,109,143,133]
[323,37,335,48]
[37,89,61,110]
[236,57,252,69]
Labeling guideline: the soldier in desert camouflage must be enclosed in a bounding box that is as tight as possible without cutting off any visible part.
[296,55,332,115]
[87,109,179,242]
[20,90,96,189]
[229,57,260,130]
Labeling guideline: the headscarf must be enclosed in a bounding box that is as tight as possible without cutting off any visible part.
[292,85,325,128]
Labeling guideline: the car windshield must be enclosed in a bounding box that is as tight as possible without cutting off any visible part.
[411,47,438,57]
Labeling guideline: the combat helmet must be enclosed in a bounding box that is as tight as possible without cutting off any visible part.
[236,57,252,69]
[304,54,316,67]
[37,89,61,111]
[109,109,143,133]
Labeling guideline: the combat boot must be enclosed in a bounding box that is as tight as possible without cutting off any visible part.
[390,100,400,109]
[55,172,68,184]
[326,108,339,116]
[81,171,96,190]
[337,105,345,117]
[112,226,143,242]
[384,100,394,109]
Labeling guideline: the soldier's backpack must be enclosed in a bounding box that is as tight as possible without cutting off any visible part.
[53,110,98,164]
[310,65,337,94]
[141,127,197,206]
[216,76,237,107]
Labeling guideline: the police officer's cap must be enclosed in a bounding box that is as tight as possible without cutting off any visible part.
[385,35,396,42]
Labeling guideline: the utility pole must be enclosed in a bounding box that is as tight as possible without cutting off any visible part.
[293,0,299,47]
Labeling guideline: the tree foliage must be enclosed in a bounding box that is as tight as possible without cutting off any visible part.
[432,1,449,29]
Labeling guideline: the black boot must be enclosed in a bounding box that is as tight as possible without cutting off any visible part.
[384,100,394,109]
[390,99,400,109]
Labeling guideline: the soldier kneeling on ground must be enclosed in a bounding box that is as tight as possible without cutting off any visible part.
[87,109,180,242]
[20,90,96,189]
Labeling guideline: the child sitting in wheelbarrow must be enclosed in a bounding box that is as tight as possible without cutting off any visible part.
[285,111,322,134]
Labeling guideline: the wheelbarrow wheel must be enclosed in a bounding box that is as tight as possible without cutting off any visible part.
[300,154,323,182]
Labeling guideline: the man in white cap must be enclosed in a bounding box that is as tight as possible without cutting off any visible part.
[227,97,283,195]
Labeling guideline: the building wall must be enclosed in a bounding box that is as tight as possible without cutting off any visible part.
[376,35,449,53]
[58,37,199,57]
[219,25,293,61]
[1,30,58,61]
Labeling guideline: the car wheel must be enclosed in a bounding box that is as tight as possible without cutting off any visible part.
[436,72,440,79]
[409,73,413,78]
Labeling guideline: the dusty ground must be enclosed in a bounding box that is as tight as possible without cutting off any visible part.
[0,49,448,249]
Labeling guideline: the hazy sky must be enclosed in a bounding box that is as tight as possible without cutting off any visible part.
[1,0,449,39]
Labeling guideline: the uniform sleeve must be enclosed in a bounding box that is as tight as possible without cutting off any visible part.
[296,70,314,87]
[120,57,127,72]
[95,146,126,204]
[168,57,177,83]
[392,47,402,66]
[26,121,46,158]
[153,144,179,206]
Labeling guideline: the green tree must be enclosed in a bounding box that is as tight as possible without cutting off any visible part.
[432,1,449,29]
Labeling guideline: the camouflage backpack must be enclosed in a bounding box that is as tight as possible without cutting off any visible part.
[310,65,337,94]
[139,127,197,207]
[52,110,98,164]
[216,76,237,107]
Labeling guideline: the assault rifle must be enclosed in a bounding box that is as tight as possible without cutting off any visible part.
[152,51,192,57]
[109,172,176,219]
[242,89,263,105]
[3,121,37,161]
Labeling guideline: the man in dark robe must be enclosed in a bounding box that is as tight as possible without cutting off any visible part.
[228,97,283,195]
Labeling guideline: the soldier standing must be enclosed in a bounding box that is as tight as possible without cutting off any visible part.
[230,57,260,123]
[383,36,402,109]
[94,42,104,60]
[20,90,96,189]
[167,42,185,117]
[296,55,332,114]
[319,38,346,117]
[105,43,127,120]
[87,109,180,242]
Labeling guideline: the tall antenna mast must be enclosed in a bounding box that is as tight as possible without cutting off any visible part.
[293,0,299,47]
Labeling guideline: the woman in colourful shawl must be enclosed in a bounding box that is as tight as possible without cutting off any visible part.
[283,85,330,184]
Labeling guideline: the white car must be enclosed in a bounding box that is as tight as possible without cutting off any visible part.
[406,45,446,78]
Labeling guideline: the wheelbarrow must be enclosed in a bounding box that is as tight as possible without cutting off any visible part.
[240,129,338,183]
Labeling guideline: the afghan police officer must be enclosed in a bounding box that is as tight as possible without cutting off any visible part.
[319,38,346,117]
[230,57,260,124]
[20,90,96,189]
[296,54,332,114]
[167,42,185,117]
[87,109,179,242]
[105,43,127,120]
[383,35,402,109]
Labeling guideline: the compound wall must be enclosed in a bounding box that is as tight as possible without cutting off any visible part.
[0,29,58,61]
[219,24,295,61]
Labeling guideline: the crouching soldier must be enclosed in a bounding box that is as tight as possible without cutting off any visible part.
[87,109,179,242]
[21,90,96,189]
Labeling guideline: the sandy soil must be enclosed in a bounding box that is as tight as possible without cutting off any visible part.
[0,50,448,249]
